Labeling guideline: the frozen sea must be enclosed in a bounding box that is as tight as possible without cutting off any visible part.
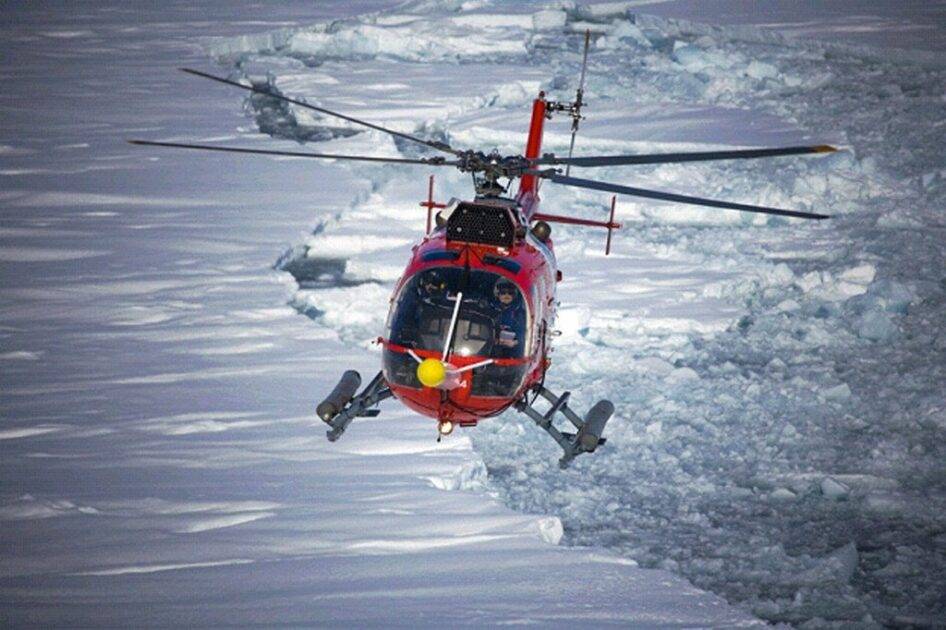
[2,1,944,628]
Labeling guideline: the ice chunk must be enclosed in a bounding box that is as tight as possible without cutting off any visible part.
[823,383,851,402]
[864,494,907,515]
[555,305,591,338]
[599,21,651,49]
[672,45,712,72]
[874,559,917,577]
[770,488,796,502]
[635,356,674,377]
[796,267,872,302]
[745,60,778,80]
[820,477,851,501]
[425,459,488,493]
[488,81,536,107]
[288,21,526,63]
[665,367,699,383]
[866,279,915,314]
[839,264,875,285]
[209,29,293,59]
[777,299,800,312]
[797,271,825,293]
[801,542,858,585]
[532,10,566,31]
[856,310,897,341]
[535,516,564,545]
[578,1,642,18]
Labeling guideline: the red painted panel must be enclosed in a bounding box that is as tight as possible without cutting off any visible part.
[517,94,547,213]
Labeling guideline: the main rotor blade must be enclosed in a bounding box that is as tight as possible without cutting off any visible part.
[180,68,461,157]
[128,140,459,166]
[536,145,837,168]
[532,170,829,220]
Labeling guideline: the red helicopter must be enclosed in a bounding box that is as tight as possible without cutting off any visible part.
[132,34,835,467]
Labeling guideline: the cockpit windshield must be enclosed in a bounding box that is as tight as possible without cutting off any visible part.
[386,266,529,360]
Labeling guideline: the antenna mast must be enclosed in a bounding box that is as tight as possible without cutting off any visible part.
[547,30,591,177]
[566,29,591,177]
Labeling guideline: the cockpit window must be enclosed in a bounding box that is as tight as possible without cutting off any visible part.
[386,266,529,359]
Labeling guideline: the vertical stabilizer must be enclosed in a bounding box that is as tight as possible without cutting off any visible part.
[517,92,547,212]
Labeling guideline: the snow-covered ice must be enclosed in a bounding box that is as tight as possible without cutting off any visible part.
[2,0,944,627]
[0,1,765,627]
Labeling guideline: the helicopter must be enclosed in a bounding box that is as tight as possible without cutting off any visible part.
[131,33,836,467]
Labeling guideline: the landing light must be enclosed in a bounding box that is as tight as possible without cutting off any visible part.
[438,420,454,436]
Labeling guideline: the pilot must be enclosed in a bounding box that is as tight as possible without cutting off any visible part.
[492,278,525,357]
[399,269,450,350]
[393,269,447,348]
[418,269,447,304]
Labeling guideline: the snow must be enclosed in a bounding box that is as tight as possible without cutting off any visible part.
[0,1,763,627]
[74,559,257,577]
[0,247,110,262]
[0,426,67,441]
[533,9,568,31]
[2,0,944,627]
[641,0,946,54]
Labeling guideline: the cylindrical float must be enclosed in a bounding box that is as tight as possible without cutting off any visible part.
[317,370,362,423]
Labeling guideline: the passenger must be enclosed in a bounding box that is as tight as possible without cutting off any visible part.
[492,278,525,357]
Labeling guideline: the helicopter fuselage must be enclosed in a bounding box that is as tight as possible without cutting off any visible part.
[380,215,557,427]
[379,96,557,428]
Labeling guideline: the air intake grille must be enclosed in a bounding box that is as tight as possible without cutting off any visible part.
[446,203,515,248]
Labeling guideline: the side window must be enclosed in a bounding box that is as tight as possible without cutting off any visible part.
[385,279,419,346]
[384,280,407,337]
[530,283,541,354]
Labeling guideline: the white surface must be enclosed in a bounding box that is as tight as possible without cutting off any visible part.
[0,1,761,627]
[231,2,944,626]
[2,0,944,627]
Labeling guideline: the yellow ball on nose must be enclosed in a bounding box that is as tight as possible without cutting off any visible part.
[417,358,446,388]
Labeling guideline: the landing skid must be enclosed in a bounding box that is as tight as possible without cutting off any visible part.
[515,386,613,468]
[318,373,612,469]
[318,371,392,442]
